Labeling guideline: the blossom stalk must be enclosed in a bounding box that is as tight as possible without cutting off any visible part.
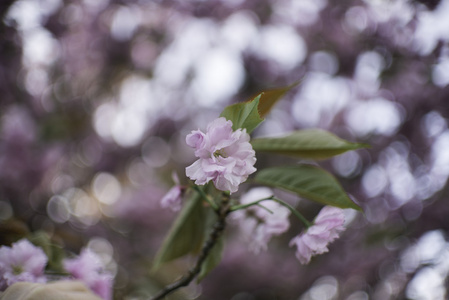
[230,196,311,228]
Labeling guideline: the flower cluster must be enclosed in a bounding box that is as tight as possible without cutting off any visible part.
[0,239,113,300]
[185,117,256,193]
[64,249,113,300]
[289,206,346,264]
[233,188,290,253]
[0,239,47,290]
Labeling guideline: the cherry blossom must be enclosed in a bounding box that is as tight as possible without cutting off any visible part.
[289,206,345,264]
[0,239,47,290]
[233,187,290,253]
[63,249,113,300]
[185,117,256,193]
[161,172,183,211]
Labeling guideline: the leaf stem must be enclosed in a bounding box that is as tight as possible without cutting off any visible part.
[271,197,312,228]
[229,197,272,211]
[193,185,219,211]
[256,203,274,214]
[230,196,312,228]
[149,195,230,300]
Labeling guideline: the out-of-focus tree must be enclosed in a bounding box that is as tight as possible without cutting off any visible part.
[1,0,449,299]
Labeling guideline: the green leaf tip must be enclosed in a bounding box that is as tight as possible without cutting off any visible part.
[254,165,361,211]
[219,81,300,133]
[251,129,369,160]
[257,81,301,118]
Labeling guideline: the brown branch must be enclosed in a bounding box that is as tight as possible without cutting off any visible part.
[149,195,230,300]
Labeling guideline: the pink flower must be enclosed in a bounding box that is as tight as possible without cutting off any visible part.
[289,206,345,264]
[63,249,113,300]
[0,239,48,290]
[161,172,183,211]
[233,188,290,253]
[185,117,256,193]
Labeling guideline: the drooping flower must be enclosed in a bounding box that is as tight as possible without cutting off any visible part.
[161,172,184,211]
[63,249,113,300]
[185,117,256,193]
[0,239,48,290]
[289,206,345,264]
[233,187,290,253]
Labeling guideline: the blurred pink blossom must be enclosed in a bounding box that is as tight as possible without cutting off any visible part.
[63,249,113,300]
[161,172,183,211]
[0,239,48,290]
[185,117,256,193]
[233,187,290,253]
[290,206,345,264]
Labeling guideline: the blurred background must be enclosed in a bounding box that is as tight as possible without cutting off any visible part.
[1,0,449,299]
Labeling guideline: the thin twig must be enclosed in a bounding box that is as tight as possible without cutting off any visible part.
[230,196,312,228]
[256,203,274,214]
[149,195,230,300]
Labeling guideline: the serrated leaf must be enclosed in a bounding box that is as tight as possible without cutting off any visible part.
[251,129,369,160]
[197,236,224,282]
[254,165,361,210]
[257,82,300,118]
[152,191,206,271]
[220,95,263,133]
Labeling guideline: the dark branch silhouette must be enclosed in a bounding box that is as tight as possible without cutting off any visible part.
[150,196,230,300]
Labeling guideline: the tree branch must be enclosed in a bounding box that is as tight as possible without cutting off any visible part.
[149,195,230,300]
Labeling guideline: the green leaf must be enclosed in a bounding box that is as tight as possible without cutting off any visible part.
[257,82,300,118]
[152,191,206,271]
[251,129,369,160]
[28,231,65,272]
[219,82,299,133]
[220,95,263,133]
[197,236,224,282]
[254,165,361,210]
